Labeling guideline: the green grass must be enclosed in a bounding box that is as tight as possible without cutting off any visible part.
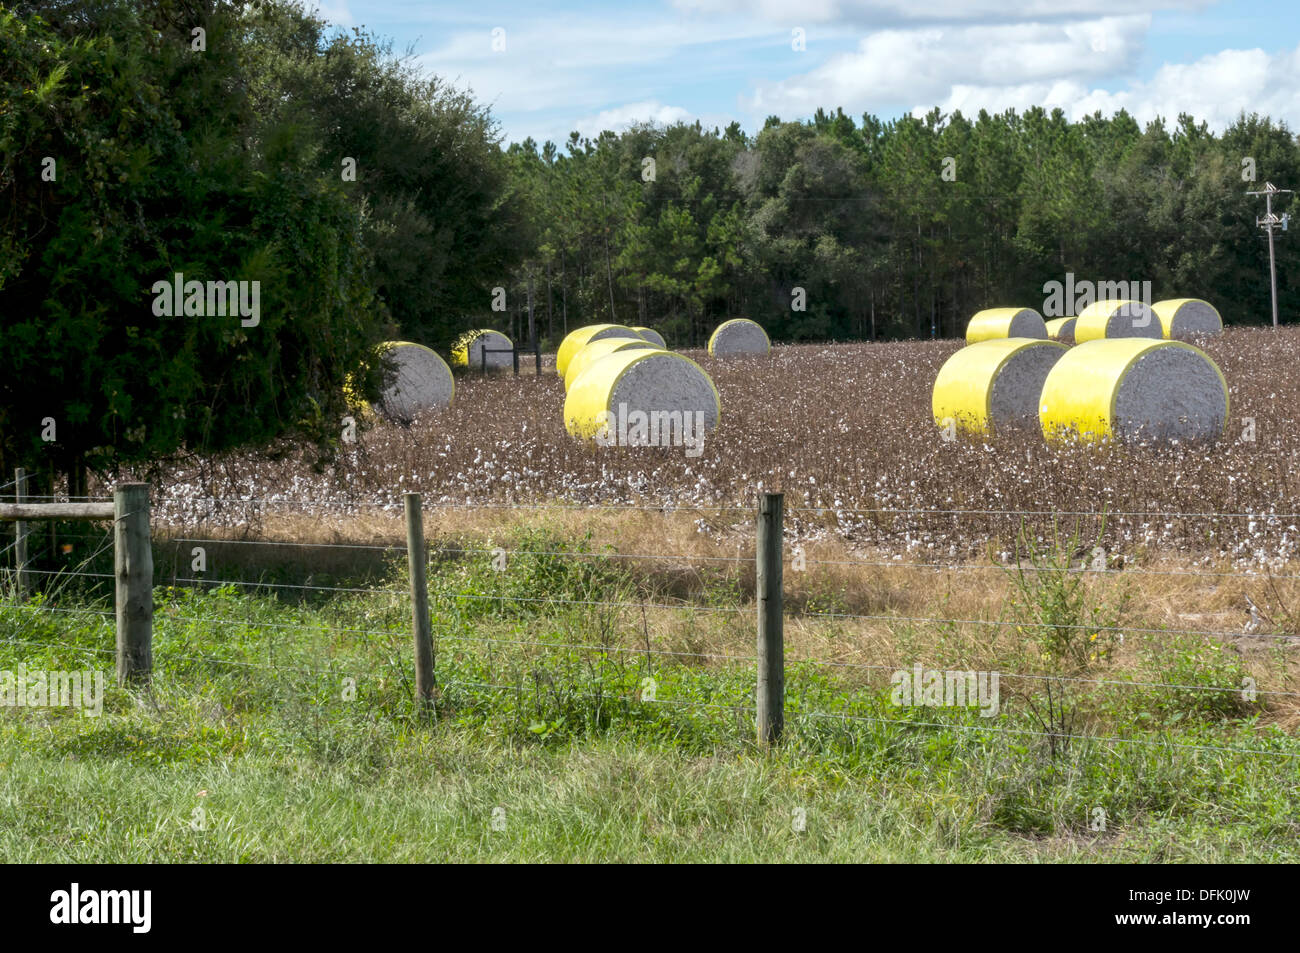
[1,530,1297,862]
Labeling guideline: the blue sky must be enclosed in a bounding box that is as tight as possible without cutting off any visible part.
[313,0,1300,146]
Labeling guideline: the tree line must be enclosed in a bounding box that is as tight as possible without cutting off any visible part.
[502,107,1298,348]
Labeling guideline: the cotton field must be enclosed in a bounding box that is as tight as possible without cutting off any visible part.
[152,327,1300,565]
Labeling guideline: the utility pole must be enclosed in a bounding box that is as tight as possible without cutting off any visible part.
[527,272,539,375]
[1247,182,1293,327]
[526,273,536,351]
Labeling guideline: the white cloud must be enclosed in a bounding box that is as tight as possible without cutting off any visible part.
[572,102,694,138]
[419,16,773,116]
[311,1,353,27]
[744,16,1150,115]
[918,44,1300,130]
[673,0,1203,24]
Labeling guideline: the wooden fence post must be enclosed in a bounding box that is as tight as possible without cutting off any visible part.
[14,469,28,598]
[114,483,153,686]
[756,491,785,746]
[404,492,437,711]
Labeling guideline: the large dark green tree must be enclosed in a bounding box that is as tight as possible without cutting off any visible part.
[1,0,523,487]
[242,6,523,346]
[1,1,383,486]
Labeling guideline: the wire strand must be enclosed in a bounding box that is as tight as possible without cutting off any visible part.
[790,709,1300,759]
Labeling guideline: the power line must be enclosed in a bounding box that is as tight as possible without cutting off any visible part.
[1246,181,1293,328]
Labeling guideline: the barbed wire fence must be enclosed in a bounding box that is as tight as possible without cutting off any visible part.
[2,483,1299,764]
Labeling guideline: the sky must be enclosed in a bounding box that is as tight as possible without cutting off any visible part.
[312,0,1300,146]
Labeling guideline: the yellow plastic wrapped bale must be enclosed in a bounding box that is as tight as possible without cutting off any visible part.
[1152,298,1223,340]
[564,349,721,446]
[932,338,1068,436]
[632,326,667,348]
[563,337,660,391]
[450,329,513,369]
[1045,317,1076,343]
[555,324,645,377]
[370,341,455,423]
[965,308,1047,343]
[1072,299,1162,343]
[707,318,770,356]
[1039,338,1228,444]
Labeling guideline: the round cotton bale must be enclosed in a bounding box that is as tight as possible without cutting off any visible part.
[564,350,721,442]
[556,324,645,377]
[632,326,667,348]
[1152,298,1223,340]
[1045,317,1076,343]
[564,337,660,391]
[374,341,455,423]
[450,329,513,369]
[1039,338,1228,444]
[965,308,1047,343]
[932,338,1068,436]
[1072,300,1162,343]
[707,318,770,357]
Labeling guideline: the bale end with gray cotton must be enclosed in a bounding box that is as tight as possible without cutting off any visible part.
[451,329,513,369]
[1073,299,1163,343]
[1039,338,1228,444]
[556,324,647,377]
[376,342,455,423]
[564,350,721,445]
[932,338,1067,436]
[1045,316,1076,344]
[707,318,770,357]
[563,336,659,391]
[632,327,667,348]
[965,308,1047,343]
[1152,298,1223,340]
